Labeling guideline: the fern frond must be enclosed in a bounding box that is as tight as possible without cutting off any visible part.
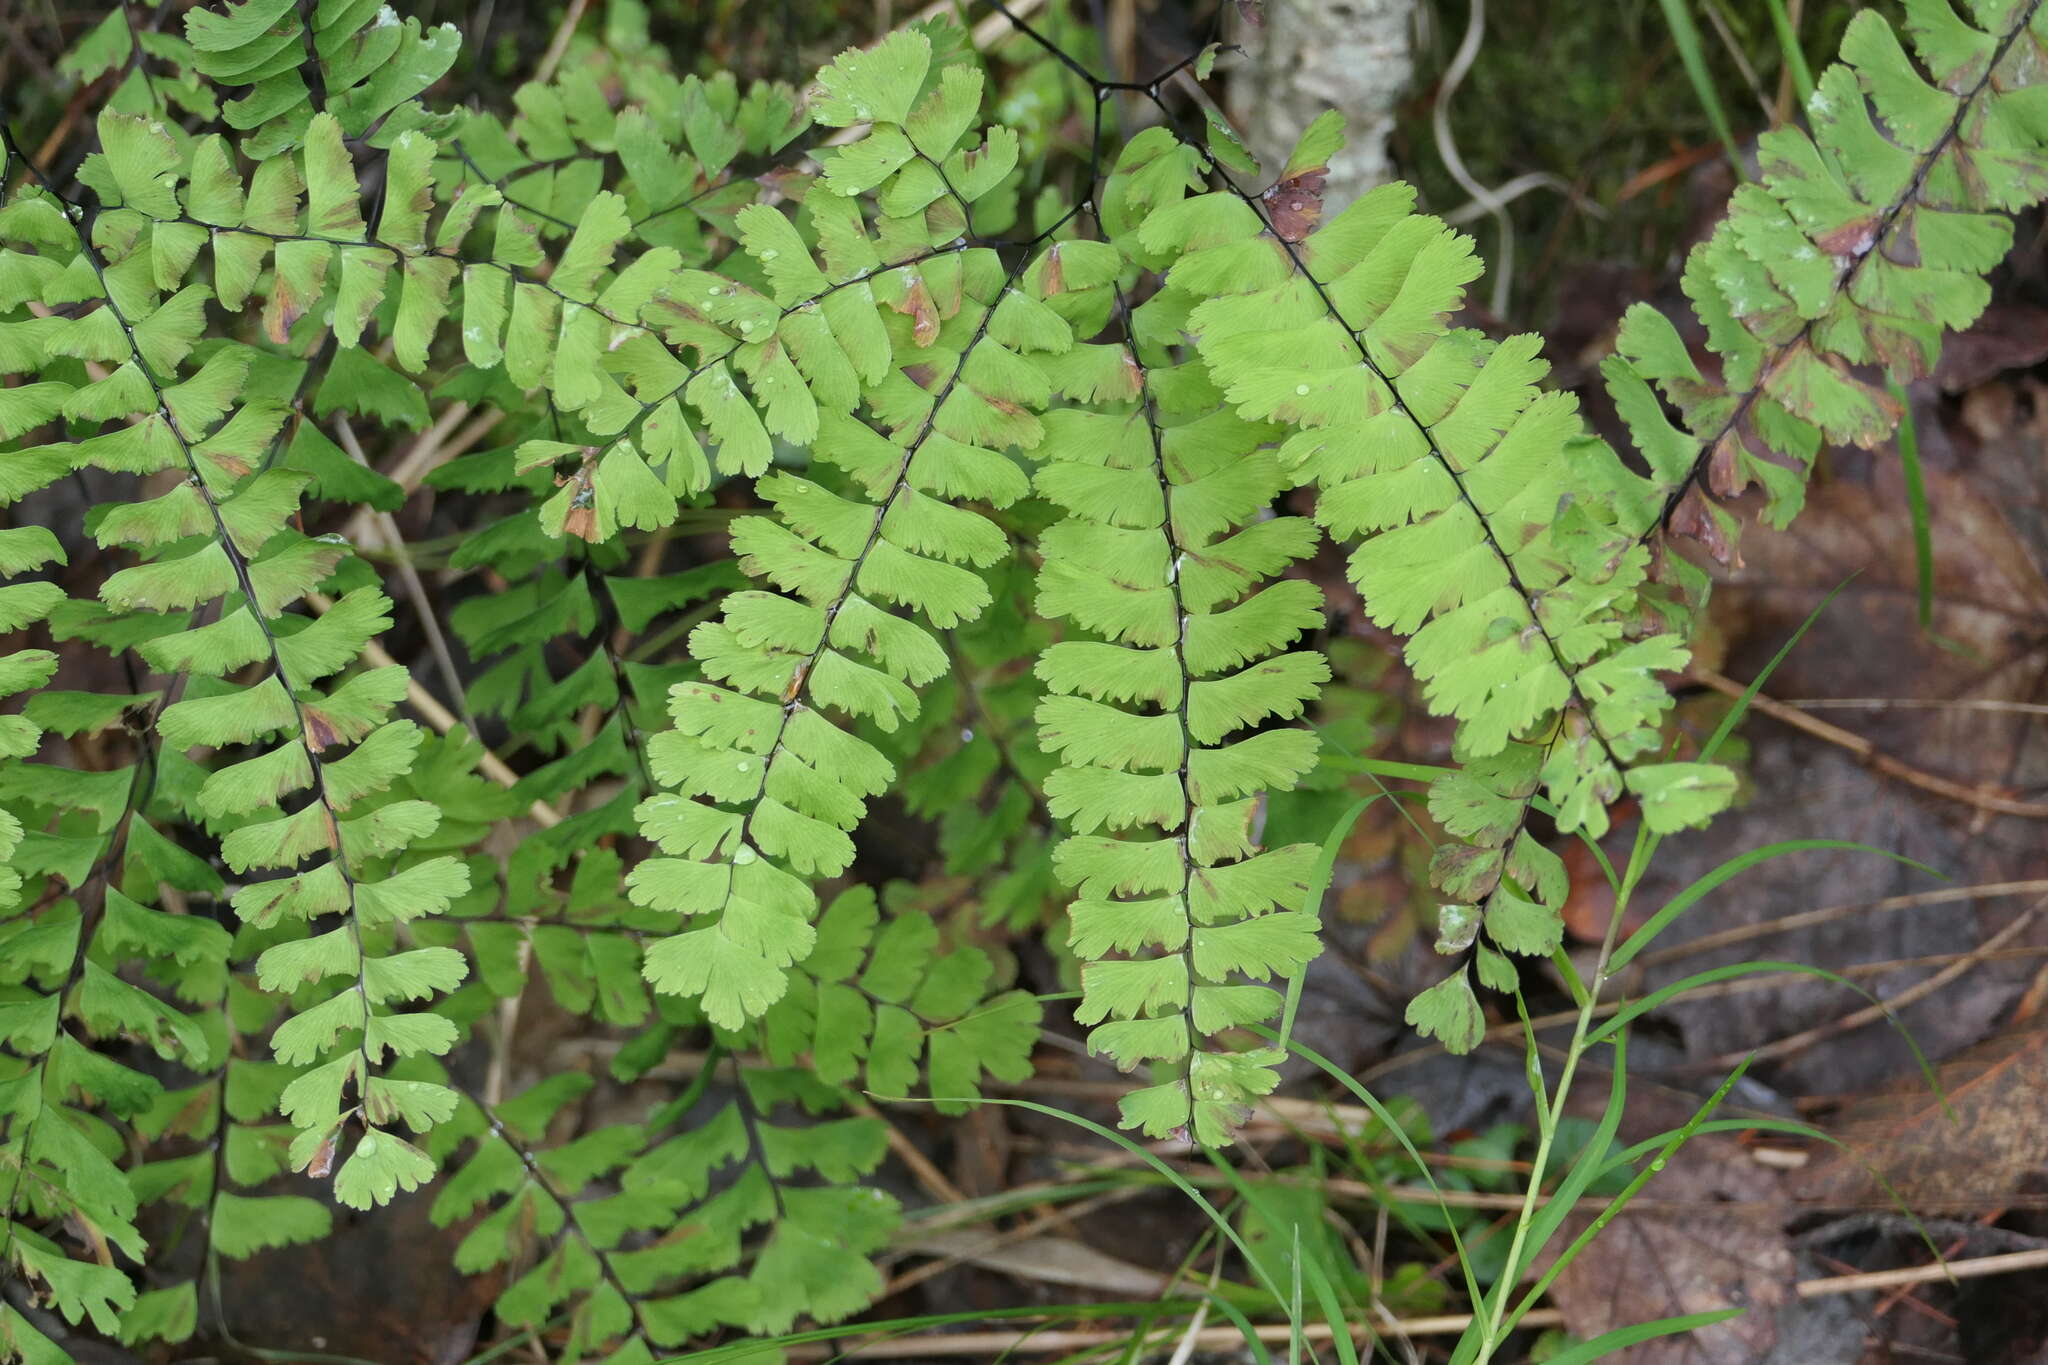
[428,882,1032,1350]
[864,558,1062,931]
[1105,111,1736,1041]
[0,735,224,1350]
[629,33,1061,1026]
[1614,0,2048,561]
[1031,176,1328,1140]
[61,95,796,551]
[121,956,339,1349]
[431,1068,895,1353]
[1286,0,2047,1043]
[452,62,806,257]
[0,118,471,1207]
[1146,141,1718,836]
[761,884,1041,1110]
[8,0,2048,1345]
[181,0,461,158]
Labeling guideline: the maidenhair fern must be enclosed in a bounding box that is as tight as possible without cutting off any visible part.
[2,0,2046,1355]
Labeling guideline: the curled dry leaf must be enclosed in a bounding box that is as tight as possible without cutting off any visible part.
[1669,486,1736,568]
[1263,166,1326,242]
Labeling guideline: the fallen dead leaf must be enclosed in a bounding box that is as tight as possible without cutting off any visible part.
[1630,424,2048,1091]
[1933,305,2048,395]
[902,1229,1171,1297]
[212,1184,499,1364]
[1548,1129,1793,1364]
[1794,1028,2048,1213]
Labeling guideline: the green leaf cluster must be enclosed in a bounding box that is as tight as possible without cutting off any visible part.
[3,0,2047,1353]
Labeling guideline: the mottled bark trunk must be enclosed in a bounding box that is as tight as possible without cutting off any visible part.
[1228,0,1416,209]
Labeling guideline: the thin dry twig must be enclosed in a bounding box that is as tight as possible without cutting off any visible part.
[852,1097,968,1206]
[1692,667,2048,818]
[533,0,590,84]
[793,1249,2048,1360]
[1360,941,2048,1086]
[1698,904,2043,1068]
[885,1187,1146,1298]
[1781,696,2048,717]
[1162,1294,1213,1365]
[790,1311,1569,1360]
[337,399,493,549]
[334,416,473,730]
[1700,0,1775,121]
[1811,1250,1958,1327]
[1794,1246,2048,1297]
[1633,879,2048,969]
[1871,1211,2001,1319]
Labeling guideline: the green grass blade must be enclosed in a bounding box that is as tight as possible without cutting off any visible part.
[1605,1115,1821,1169]
[1257,1029,1490,1316]
[1655,0,1748,177]
[1317,753,1453,784]
[1540,1309,1747,1364]
[666,1301,1205,1364]
[1697,577,1848,763]
[462,1317,570,1365]
[919,1096,1292,1303]
[1201,1149,1358,1365]
[1504,1030,1629,1295]
[1287,1222,1306,1365]
[1587,959,1925,1062]
[1761,0,1816,105]
[1207,1292,1278,1365]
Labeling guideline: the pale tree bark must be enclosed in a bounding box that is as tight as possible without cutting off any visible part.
[1227,0,1416,210]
